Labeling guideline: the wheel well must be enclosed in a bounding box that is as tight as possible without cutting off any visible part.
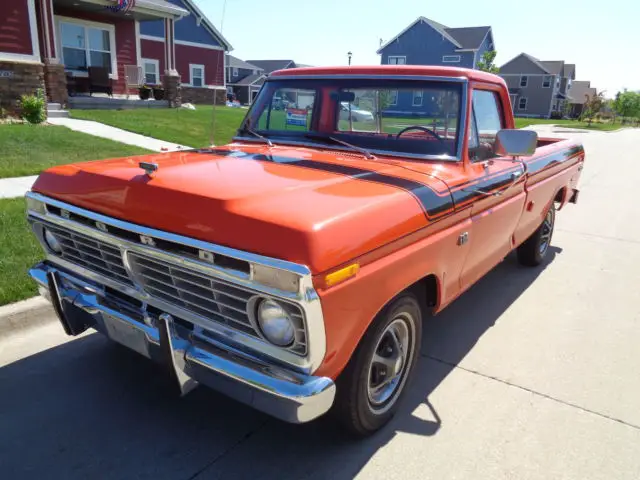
[406,274,439,315]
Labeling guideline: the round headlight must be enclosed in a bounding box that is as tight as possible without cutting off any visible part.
[44,229,63,253]
[257,299,295,347]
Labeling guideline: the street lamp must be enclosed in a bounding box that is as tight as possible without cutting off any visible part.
[347,51,352,65]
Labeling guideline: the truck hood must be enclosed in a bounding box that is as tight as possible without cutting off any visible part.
[32,144,453,273]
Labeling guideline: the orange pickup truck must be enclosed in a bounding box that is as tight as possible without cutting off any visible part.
[26,65,584,436]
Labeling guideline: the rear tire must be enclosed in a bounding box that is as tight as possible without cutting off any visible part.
[333,293,422,437]
[517,202,556,266]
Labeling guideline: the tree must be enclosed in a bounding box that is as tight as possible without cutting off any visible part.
[476,50,499,73]
[612,90,640,124]
[582,90,606,126]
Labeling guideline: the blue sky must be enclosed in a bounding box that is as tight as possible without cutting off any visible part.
[195,0,639,97]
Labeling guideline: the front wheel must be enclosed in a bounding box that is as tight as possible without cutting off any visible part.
[517,202,556,266]
[333,293,422,436]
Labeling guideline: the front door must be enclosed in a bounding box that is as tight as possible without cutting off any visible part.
[459,88,527,290]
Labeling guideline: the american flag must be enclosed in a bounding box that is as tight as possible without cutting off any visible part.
[113,0,136,13]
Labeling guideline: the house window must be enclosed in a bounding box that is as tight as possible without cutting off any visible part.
[412,90,423,106]
[518,97,528,110]
[142,58,159,84]
[542,75,552,88]
[190,64,205,87]
[233,67,238,77]
[389,90,398,106]
[442,55,461,63]
[388,56,406,65]
[59,19,116,76]
[520,76,528,87]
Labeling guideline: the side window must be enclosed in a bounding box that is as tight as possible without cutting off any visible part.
[468,90,503,161]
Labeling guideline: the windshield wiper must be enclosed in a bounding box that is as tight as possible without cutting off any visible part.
[304,133,375,159]
[239,127,273,147]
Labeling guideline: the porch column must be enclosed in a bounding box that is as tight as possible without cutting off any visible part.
[39,0,68,105]
[163,17,181,107]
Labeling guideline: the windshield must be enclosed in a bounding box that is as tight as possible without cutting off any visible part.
[239,78,464,159]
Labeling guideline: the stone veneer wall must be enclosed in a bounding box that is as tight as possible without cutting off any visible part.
[43,63,68,106]
[0,61,45,114]
[181,87,226,105]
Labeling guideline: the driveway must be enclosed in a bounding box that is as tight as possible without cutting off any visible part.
[1,127,640,479]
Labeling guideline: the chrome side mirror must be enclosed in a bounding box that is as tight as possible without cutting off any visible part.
[495,129,538,157]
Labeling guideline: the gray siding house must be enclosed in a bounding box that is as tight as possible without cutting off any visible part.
[376,17,495,70]
[225,55,265,104]
[499,53,576,118]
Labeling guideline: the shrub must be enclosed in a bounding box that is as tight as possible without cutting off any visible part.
[550,111,563,119]
[20,89,46,124]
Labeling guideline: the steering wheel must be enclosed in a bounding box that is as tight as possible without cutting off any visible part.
[395,125,445,145]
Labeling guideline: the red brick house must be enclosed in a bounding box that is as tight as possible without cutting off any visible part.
[0,0,232,111]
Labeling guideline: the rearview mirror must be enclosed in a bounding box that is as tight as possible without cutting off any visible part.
[495,129,538,157]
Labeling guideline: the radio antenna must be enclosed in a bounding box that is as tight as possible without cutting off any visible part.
[209,0,228,147]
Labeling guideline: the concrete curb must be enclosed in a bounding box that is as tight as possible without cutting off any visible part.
[0,296,55,337]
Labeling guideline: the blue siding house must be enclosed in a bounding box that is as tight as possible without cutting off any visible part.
[377,17,495,116]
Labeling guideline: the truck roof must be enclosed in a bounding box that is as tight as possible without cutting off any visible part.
[268,65,505,85]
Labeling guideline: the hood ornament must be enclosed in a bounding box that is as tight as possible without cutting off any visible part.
[139,161,158,176]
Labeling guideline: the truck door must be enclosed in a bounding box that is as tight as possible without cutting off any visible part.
[459,88,527,290]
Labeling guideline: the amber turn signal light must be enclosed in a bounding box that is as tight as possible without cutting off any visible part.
[325,263,360,287]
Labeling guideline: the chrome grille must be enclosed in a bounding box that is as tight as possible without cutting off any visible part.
[46,224,132,286]
[128,252,307,354]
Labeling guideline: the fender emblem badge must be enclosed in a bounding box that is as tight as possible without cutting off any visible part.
[139,162,158,176]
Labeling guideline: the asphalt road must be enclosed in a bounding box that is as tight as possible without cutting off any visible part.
[2,126,640,479]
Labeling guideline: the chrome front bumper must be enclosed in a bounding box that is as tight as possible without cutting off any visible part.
[30,262,336,424]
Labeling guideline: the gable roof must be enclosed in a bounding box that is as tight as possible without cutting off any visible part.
[376,16,492,54]
[539,61,564,75]
[230,73,266,86]
[175,0,233,51]
[226,55,263,71]
[499,52,551,74]
[446,26,491,50]
[245,60,296,74]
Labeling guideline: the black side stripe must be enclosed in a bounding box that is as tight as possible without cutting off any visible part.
[193,149,454,219]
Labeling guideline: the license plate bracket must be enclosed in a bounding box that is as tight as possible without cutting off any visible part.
[103,314,150,357]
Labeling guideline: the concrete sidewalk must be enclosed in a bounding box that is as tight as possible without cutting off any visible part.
[0,175,39,199]
[1,118,193,199]
[47,117,191,152]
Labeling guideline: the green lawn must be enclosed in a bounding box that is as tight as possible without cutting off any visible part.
[514,118,629,131]
[72,106,247,148]
[0,198,43,305]
[0,124,151,178]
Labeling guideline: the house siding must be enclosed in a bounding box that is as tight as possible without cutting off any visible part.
[228,66,258,84]
[141,39,224,87]
[139,0,222,47]
[141,38,165,77]
[1,0,34,56]
[176,43,224,86]
[54,6,138,94]
[380,20,459,67]
[502,75,553,118]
